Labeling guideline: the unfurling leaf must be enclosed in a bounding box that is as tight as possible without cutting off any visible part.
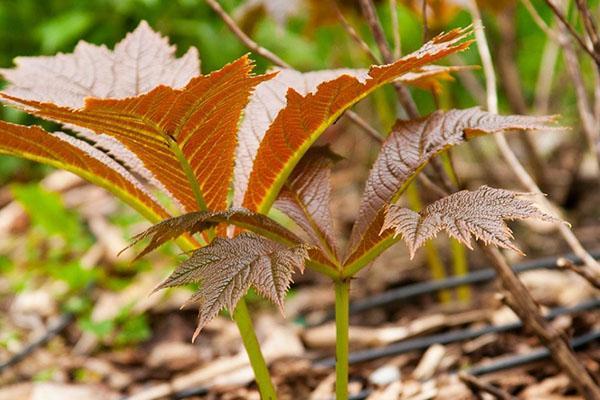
[382,186,557,258]
[1,55,273,212]
[274,147,340,262]
[0,121,168,222]
[241,28,473,213]
[344,108,557,269]
[127,208,304,260]
[153,232,309,341]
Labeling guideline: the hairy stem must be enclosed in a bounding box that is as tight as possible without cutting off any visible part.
[335,278,351,400]
[233,299,277,400]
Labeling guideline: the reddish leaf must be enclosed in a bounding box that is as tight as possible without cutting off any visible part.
[1,55,273,212]
[241,28,473,213]
[153,232,309,341]
[0,121,168,222]
[274,146,340,261]
[382,186,557,258]
[344,108,557,270]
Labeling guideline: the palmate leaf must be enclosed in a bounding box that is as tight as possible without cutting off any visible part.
[126,207,337,273]
[153,232,309,341]
[0,121,168,223]
[1,55,273,213]
[274,146,340,262]
[344,108,557,270]
[382,186,557,258]
[0,21,200,108]
[232,64,466,208]
[0,21,201,197]
[240,28,473,213]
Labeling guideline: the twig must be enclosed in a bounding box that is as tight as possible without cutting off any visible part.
[204,0,384,143]
[557,257,600,290]
[542,0,600,67]
[459,372,518,400]
[481,246,600,400]
[422,0,429,43]
[560,27,600,168]
[468,1,600,397]
[389,0,401,59]
[574,0,600,57]
[335,5,380,64]
[467,0,600,274]
[496,6,548,188]
[520,0,561,43]
[358,0,419,118]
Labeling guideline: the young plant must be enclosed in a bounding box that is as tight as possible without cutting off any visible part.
[0,22,558,399]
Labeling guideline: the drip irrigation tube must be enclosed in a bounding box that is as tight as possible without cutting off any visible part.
[313,249,600,326]
[314,297,600,368]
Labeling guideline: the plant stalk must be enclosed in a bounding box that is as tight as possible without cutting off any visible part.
[335,278,351,400]
[171,135,277,397]
[233,298,277,400]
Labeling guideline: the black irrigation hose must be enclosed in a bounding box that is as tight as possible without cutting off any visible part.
[313,249,600,326]
[0,311,75,373]
[314,297,600,368]
[466,329,600,376]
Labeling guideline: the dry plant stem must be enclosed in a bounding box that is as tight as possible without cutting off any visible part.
[335,279,351,400]
[542,0,600,66]
[521,0,561,43]
[557,257,600,290]
[468,0,600,274]
[205,0,383,143]
[358,0,419,118]
[470,2,600,396]
[448,54,487,105]
[574,0,600,57]
[481,246,600,400]
[496,7,548,188]
[335,6,380,64]
[389,0,401,59]
[560,29,600,167]
[459,371,518,400]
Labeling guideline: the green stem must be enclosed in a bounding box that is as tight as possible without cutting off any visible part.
[168,136,275,396]
[334,278,350,400]
[233,298,277,400]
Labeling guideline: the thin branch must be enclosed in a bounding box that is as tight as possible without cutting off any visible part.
[205,0,384,143]
[520,0,561,43]
[560,27,600,167]
[481,246,600,400]
[557,257,600,290]
[574,0,600,56]
[389,0,402,59]
[459,372,518,400]
[335,5,380,64]
[422,0,430,42]
[358,0,420,118]
[467,0,600,274]
[542,0,600,66]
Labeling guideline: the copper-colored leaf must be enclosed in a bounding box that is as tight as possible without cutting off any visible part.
[344,108,556,269]
[1,56,272,212]
[153,232,308,340]
[0,121,168,222]
[382,186,557,258]
[274,146,340,261]
[241,28,473,213]
[0,21,199,108]
[128,208,304,260]
[233,64,464,207]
